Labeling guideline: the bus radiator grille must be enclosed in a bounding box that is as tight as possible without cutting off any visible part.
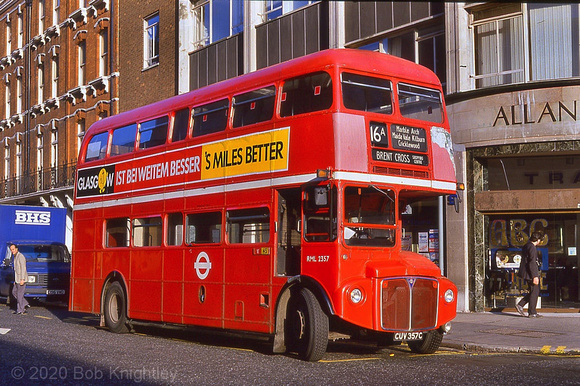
[380,277,438,331]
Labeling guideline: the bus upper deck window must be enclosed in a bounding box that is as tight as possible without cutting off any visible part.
[192,99,229,137]
[397,83,443,123]
[84,131,109,162]
[110,124,137,156]
[280,72,333,117]
[232,86,275,128]
[138,116,168,150]
[172,108,190,142]
[341,72,392,115]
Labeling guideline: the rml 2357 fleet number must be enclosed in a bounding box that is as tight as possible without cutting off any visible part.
[306,255,329,262]
[394,332,424,341]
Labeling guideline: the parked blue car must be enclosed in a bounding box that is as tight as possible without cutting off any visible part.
[0,241,71,303]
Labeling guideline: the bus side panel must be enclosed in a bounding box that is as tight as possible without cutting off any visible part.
[128,248,163,321]
[70,213,99,313]
[183,245,224,328]
[223,246,272,333]
[332,113,368,173]
[162,248,184,324]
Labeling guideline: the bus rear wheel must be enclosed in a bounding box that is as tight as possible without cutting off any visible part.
[103,281,129,333]
[407,330,443,354]
[286,287,328,361]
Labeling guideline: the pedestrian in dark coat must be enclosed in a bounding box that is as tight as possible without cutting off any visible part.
[516,232,542,318]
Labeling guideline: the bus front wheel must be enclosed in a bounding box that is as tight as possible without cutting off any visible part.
[286,287,329,361]
[103,281,129,333]
[407,330,443,354]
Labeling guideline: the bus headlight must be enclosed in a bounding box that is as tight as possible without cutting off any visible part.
[350,288,363,304]
[444,289,455,303]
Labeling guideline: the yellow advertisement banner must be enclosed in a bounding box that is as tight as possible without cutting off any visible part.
[201,128,289,180]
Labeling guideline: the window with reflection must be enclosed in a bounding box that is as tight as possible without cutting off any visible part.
[138,116,168,149]
[232,86,275,128]
[398,83,442,123]
[342,72,392,114]
[84,131,108,162]
[343,186,395,247]
[110,124,137,156]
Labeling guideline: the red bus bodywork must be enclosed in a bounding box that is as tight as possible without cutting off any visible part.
[71,49,457,361]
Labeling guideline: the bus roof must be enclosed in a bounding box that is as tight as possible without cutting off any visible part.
[86,49,441,137]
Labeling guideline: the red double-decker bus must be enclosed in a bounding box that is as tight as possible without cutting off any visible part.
[71,49,457,361]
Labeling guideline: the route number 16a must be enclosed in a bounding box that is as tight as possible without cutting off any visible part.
[370,122,388,147]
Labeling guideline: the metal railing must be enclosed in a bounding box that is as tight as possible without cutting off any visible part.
[0,162,76,198]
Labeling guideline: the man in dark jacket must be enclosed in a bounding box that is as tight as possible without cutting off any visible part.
[516,232,542,318]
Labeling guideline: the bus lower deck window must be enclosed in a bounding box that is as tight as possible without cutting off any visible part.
[132,217,162,247]
[105,218,130,248]
[186,212,221,244]
[227,208,270,244]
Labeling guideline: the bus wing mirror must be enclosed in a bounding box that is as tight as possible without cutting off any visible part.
[297,220,302,233]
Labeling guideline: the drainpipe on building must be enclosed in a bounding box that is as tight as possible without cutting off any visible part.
[25,0,31,195]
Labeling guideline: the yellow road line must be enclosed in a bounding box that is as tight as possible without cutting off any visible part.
[34,315,52,320]
[320,357,382,363]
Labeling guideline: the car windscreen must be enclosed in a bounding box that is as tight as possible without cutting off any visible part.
[14,245,70,263]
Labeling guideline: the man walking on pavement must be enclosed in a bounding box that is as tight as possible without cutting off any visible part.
[516,232,542,318]
[10,244,30,315]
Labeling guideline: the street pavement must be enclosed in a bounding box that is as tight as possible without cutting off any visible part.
[442,309,580,355]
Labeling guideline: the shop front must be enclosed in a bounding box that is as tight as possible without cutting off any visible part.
[476,153,580,309]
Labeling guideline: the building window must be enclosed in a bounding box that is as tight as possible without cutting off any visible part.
[37,65,45,104]
[4,144,10,182]
[39,0,45,34]
[17,13,23,48]
[16,77,22,113]
[5,83,10,119]
[192,0,243,49]
[528,3,580,81]
[78,41,86,85]
[77,119,85,154]
[37,134,43,173]
[51,130,58,170]
[99,29,108,76]
[6,21,11,56]
[417,28,446,89]
[144,13,159,68]
[264,1,312,21]
[471,4,525,88]
[51,56,59,99]
[53,0,60,25]
[15,139,22,192]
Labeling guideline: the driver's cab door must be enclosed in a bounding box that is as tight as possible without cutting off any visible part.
[300,182,338,281]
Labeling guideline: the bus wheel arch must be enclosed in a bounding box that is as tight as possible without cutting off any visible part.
[101,273,129,334]
[274,279,331,361]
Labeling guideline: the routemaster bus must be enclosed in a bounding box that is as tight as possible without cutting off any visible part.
[71,48,458,361]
